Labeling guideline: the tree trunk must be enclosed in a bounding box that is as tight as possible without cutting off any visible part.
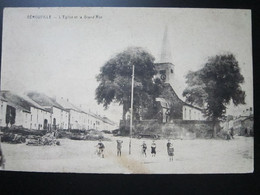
[212,119,219,138]
[122,102,128,122]
[213,123,217,138]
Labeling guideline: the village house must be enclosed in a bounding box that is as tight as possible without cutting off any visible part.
[26,92,69,130]
[56,97,85,130]
[100,116,118,131]
[232,107,253,136]
[1,90,117,132]
[0,91,52,130]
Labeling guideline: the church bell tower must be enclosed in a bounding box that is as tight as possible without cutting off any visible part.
[155,26,175,86]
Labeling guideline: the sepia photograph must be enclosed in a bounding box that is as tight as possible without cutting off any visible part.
[0,7,253,174]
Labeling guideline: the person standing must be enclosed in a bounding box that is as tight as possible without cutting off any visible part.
[230,128,234,139]
[151,140,156,157]
[167,139,171,154]
[97,140,105,158]
[141,141,147,157]
[168,143,174,161]
[165,109,170,123]
[116,140,123,157]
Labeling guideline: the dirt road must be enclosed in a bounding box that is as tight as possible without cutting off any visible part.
[0,135,253,173]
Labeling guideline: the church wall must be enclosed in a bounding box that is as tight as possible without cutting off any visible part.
[182,105,205,121]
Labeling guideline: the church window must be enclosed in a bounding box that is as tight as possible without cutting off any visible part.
[171,69,173,73]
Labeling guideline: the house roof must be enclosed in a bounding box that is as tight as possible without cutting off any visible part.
[240,115,254,122]
[26,91,64,110]
[102,116,117,126]
[0,95,8,102]
[56,98,82,112]
[0,90,47,112]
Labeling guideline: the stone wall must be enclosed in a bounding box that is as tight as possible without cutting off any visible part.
[134,120,214,139]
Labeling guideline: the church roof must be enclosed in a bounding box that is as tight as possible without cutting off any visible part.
[161,83,202,111]
[159,26,173,64]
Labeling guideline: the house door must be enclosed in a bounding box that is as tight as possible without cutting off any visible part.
[53,118,56,130]
[43,119,48,130]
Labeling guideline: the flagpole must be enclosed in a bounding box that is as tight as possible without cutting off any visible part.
[129,64,135,155]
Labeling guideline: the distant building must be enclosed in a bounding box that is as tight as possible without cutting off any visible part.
[100,116,118,131]
[0,90,117,131]
[26,92,68,130]
[57,97,83,130]
[232,107,253,135]
[56,98,111,131]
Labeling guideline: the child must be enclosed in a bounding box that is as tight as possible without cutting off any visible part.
[97,140,105,158]
[141,141,147,157]
[167,139,171,154]
[116,140,123,157]
[168,143,174,161]
[151,140,156,157]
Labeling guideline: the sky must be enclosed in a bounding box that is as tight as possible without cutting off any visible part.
[1,8,253,123]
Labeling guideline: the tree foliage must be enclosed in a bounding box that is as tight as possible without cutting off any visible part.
[183,53,245,121]
[95,47,163,121]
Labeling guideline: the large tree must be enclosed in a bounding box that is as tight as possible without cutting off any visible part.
[183,53,245,137]
[96,47,163,122]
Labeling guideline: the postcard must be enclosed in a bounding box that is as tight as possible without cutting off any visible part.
[0,7,253,173]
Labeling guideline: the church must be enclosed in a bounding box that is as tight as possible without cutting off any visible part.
[144,26,206,123]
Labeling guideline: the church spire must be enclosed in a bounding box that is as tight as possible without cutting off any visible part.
[160,25,173,63]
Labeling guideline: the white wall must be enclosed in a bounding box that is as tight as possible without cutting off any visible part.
[52,107,69,130]
[182,105,205,121]
[30,107,52,130]
[69,109,82,130]
[0,100,7,127]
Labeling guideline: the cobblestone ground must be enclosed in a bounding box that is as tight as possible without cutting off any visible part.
[0,135,253,173]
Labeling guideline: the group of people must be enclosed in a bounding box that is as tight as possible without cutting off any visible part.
[141,141,156,157]
[141,140,174,161]
[96,139,175,161]
[96,139,123,158]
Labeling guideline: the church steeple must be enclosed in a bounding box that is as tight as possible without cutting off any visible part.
[154,25,175,86]
[160,26,173,64]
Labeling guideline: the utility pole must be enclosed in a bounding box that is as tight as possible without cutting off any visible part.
[129,65,135,155]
